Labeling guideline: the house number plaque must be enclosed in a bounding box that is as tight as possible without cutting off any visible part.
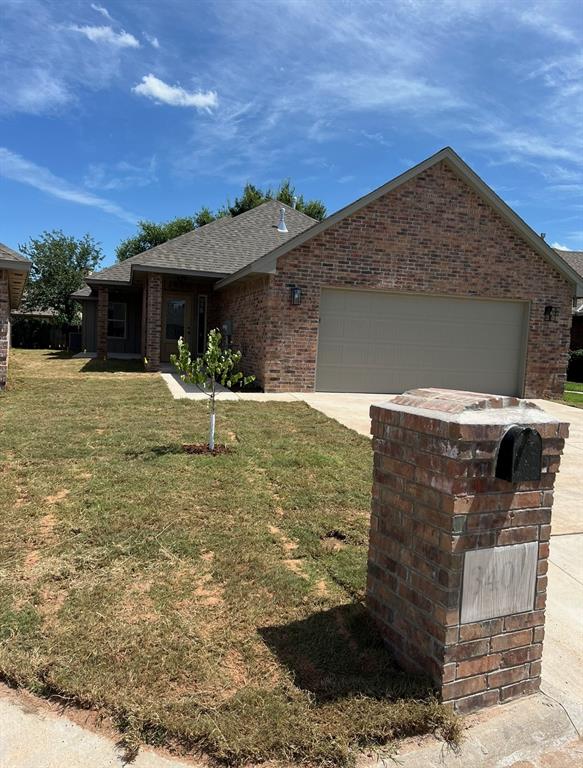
[460,542,538,624]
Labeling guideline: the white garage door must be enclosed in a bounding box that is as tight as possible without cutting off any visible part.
[316,289,528,395]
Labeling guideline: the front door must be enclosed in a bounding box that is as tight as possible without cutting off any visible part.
[161,293,193,362]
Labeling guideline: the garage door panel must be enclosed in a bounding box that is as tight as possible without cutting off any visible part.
[316,290,527,395]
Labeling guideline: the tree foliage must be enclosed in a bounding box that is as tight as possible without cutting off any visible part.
[20,230,103,325]
[116,216,197,262]
[171,330,254,450]
[116,181,326,261]
[227,179,326,220]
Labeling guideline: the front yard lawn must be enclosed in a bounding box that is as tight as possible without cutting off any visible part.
[0,351,457,766]
[564,381,583,407]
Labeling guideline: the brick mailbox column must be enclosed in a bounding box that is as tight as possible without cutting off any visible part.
[367,388,568,714]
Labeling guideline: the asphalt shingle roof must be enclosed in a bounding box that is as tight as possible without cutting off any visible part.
[0,241,29,265]
[86,201,317,287]
[71,284,93,299]
[554,249,583,281]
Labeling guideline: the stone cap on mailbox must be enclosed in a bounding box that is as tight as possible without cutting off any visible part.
[372,388,566,431]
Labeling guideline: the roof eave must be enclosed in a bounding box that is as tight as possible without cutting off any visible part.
[0,258,31,273]
[1,265,30,309]
[131,264,229,280]
[85,277,132,288]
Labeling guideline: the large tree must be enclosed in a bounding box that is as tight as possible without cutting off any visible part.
[116,182,326,261]
[20,230,103,325]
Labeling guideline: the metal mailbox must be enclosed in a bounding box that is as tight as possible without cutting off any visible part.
[495,425,542,483]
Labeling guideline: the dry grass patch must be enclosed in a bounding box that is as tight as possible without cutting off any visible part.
[0,350,459,766]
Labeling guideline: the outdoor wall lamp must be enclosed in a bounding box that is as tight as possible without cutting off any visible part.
[544,305,559,321]
[290,286,302,305]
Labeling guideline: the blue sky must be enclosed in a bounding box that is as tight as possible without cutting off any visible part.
[1,0,581,268]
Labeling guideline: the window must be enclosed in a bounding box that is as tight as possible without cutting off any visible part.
[197,295,208,353]
[107,302,126,338]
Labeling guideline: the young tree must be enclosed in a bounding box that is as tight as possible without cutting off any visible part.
[171,330,254,451]
[20,230,103,325]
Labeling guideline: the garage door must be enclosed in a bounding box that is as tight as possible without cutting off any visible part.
[315,289,528,395]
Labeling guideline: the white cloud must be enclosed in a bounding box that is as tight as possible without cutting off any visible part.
[132,74,218,110]
[551,242,571,251]
[312,73,462,114]
[519,8,576,42]
[0,148,138,224]
[90,3,113,22]
[0,69,71,114]
[144,33,160,49]
[486,128,579,164]
[0,1,145,115]
[84,157,158,190]
[69,25,140,49]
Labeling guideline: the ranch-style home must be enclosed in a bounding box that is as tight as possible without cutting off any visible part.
[0,242,31,389]
[73,147,582,398]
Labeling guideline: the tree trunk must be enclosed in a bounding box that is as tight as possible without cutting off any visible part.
[209,378,216,450]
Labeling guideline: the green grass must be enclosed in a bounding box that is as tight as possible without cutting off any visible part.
[0,350,458,766]
[562,382,583,407]
[563,391,583,407]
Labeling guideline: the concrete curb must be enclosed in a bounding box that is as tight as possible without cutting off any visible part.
[0,688,198,768]
[360,693,579,767]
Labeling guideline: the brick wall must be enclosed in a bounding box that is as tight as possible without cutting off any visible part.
[0,272,9,388]
[367,389,568,713]
[214,275,273,388]
[145,272,162,371]
[96,287,108,359]
[218,160,572,396]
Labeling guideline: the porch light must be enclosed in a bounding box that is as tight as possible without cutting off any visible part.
[290,286,302,305]
[544,305,558,321]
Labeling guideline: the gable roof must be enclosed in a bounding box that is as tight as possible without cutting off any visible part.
[216,147,583,296]
[555,250,583,282]
[0,241,31,309]
[83,200,317,289]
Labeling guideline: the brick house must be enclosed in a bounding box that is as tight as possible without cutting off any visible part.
[74,147,582,398]
[0,242,31,389]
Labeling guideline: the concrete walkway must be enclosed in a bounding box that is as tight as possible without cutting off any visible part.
[0,685,199,768]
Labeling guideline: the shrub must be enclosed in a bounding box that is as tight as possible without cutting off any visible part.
[567,349,583,383]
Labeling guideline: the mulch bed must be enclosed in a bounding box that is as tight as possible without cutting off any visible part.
[182,443,232,456]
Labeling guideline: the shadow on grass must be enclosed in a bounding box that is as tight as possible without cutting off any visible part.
[125,444,185,460]
[259,603,433,703]
[43,350,74,360]
[80,358,146,374]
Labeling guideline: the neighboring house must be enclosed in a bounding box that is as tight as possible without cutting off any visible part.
[554,250,583,349]
[73,147,582,398]
[0,242,31,388]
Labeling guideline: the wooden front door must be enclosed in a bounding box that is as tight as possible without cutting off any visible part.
[161,293,194,362]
